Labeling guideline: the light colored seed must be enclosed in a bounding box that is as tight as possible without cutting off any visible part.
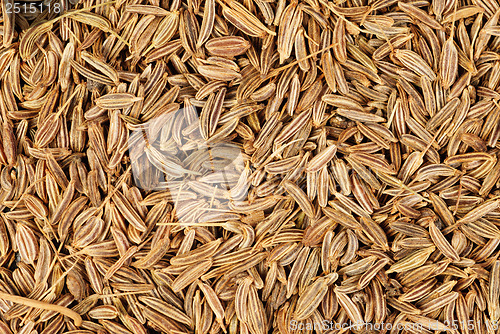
[282,180,315,218]
[95,93,142,109]
[335,289,364,329]
[394,49,437,81]
[294,273,338,320]
[16,224,39,265]
[429,220,460,261]
[387,246,435,273]
[306,145,337,173]
[457,199,500,224]
[419,292,460,314]
[171,260,212,292]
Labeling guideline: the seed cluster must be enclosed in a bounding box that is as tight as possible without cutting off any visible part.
[1,0,500,333]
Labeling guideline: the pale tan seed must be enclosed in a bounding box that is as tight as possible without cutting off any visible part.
[294,273,338,320]
[95,93,143,109]
[429,220,461,261]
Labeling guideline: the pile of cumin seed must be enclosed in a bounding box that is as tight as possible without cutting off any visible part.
[1,0,500,333]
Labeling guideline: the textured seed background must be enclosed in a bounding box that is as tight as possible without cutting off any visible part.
[1,0,500,333]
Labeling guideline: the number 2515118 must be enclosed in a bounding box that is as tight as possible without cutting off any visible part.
[5,2,62,14]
